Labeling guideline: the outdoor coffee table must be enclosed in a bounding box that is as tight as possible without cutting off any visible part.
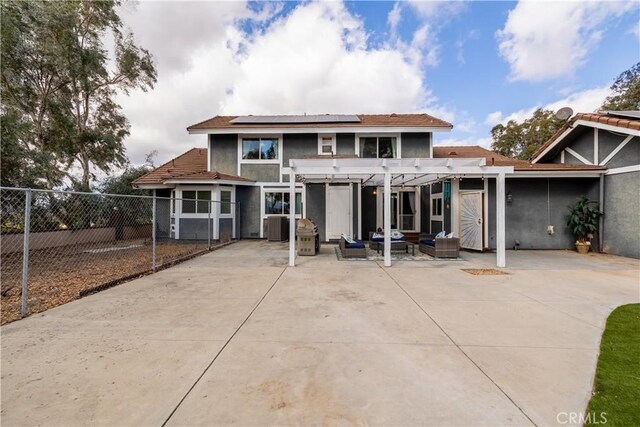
[375,240,415,256]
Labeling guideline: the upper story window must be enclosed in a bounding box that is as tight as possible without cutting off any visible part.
[242,137,278,160]
[360,136,397,158]
[220,190,232,214]
[318,134,336,155]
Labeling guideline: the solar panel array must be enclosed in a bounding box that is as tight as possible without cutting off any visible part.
[230,114,361,124]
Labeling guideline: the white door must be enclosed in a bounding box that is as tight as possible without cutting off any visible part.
[326,186,351,240]
[459,192,483,251]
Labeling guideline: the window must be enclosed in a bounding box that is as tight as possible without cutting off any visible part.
[220,190,231,214]
[431,194,443,220]
[318,134,335,155]
[359,136,397,158]
[242,137,278,160]
[264,192,302,215]
[182,190,211,214]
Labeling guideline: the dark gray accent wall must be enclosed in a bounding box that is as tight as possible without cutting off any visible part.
[210,134,238,175]
[460,178,484,190]
[155,189,171,239]
[401,133,431,158]
[336,133,355,156]
[306,184,326,241]
[548,127,590,163]
[361,187,377,239]
[605,136,639,169]
[352,183,358,237]
[237,186,260,238]
[179,218,213,240]
[603,172,640,258]
[219,218,233,239]
[487,177,599,250]
[598,130,626,161]
[420,185,430,233]
[240,164,280,182]
[283,134,317,166]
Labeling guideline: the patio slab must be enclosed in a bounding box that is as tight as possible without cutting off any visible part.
[1,240,638,426]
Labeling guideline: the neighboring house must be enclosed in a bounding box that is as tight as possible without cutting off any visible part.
[132,111,639,260]
[531,111,640,258]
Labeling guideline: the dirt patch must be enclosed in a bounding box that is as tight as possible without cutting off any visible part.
[462,268,509,276]
[1,240,227,325]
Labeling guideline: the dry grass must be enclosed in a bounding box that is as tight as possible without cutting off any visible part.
[461,268,509,276]
[1,240,211,325]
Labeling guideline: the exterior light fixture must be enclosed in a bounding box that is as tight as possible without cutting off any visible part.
[506,191,513,204]
[372,188,377,196]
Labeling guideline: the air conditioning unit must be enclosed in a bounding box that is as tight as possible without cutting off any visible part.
[267,216,289,242]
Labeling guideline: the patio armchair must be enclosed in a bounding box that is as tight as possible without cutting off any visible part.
[419,233,460,258]
[339,237,367,259]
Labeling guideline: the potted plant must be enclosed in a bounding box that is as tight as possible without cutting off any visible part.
[566,196,603,254]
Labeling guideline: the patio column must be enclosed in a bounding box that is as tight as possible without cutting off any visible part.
[289,168,296,267]
[384,171,391,267]
[496,173,506,268]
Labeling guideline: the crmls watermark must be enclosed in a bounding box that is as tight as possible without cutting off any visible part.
[557,411,608,425]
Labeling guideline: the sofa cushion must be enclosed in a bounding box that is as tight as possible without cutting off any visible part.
[345,240,365,249]
[371,233,384,242]
[420,238,435,246]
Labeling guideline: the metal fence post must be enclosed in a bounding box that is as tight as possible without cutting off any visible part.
[152,191,157,271]
[207,200,211,250]
[21,189,32,317]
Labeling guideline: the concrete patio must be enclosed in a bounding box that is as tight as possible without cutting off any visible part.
[1,240,638,426]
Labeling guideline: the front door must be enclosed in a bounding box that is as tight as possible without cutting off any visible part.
[459,192,483,251]
[326,185,351,240]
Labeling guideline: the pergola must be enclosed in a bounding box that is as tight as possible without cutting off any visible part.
[283,157,514,268]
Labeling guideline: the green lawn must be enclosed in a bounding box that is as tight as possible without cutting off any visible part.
[586,304,640,427]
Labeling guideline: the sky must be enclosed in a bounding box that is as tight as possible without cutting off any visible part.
[115,0,640,166]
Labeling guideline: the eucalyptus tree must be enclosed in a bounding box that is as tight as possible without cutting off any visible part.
[1,0,156,190]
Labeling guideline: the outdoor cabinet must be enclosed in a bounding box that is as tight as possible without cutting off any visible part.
[267,216,289,242]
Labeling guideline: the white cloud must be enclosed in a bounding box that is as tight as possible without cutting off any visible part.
[497,1,634,82]
[387,2,402,33]
[436,137,493,149]
[485,85,612,126]
[117,1,441,165]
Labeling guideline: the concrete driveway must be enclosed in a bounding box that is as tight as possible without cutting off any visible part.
[1,241,638,426]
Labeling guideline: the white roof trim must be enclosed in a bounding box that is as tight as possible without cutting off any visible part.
[162,179,252,186]
[532,119,639,163]
[188,126,451,135]
[511,170,604,178]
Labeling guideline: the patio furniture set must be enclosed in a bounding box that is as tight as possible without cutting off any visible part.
[338,231,460,259]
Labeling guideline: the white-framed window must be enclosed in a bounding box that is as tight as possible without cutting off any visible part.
[358,135,398,158]
[318,134,336,155]
[220,190,232,214]
[182,190,211,214]
[431,193,443,221]
[264,191,302,215]
[241,137,279,160]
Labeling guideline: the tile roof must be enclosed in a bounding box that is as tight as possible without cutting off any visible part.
[531,111,640,161]
[187,113,453,131]
[433,145,604,171]
[131,148,254,186]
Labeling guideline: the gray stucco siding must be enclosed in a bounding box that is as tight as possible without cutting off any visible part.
[487,177,600,250]
[401,133,431,158]
[604,136,639,169]
[306,184,326,242]
[361,187,377,239]
[240,164,280,182]
[420,185,430,233]
[178,218,213,240]
[336,133,355,156]
[602,171,640,258]
[283,134,317,166]
[210,134,238,175]
[219,218,233,239]
[236,186,261,238]
[597,130,628,162]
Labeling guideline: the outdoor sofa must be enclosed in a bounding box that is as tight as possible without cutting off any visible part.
[419,233,460,258]
[368,231,407,252]
[339,236,367,259]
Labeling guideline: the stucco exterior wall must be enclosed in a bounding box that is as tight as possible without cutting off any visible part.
[604,136,639,169]
[178,218,213,240]
[361,187,377,239]
[283,134,316,166]
[236,186,261,238]
[336,133,355,156]
[305,183,326,242]
[240,164,280,182]
[400,133,431,158]
[210,134,238,175]
[602,171,640,258]
[487,177,600,250]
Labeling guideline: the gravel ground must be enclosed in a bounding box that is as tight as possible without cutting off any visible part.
[1,240,214,324]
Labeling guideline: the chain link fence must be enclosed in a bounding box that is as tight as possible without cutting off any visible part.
[1,187,239,324]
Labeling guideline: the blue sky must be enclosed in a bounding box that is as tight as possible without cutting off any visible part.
[117,1,640,164]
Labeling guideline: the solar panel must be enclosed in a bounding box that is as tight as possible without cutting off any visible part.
[230,114,361,124]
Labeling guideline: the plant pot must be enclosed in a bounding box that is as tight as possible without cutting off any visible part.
[575,242,590,254]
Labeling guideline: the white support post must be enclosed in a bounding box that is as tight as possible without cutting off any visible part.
[289,169,296,267]
[451,178,460,237]
[496,173,506,268]
[384,171,391,267]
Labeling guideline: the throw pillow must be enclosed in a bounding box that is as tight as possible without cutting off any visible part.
[446,232,454,238]
[435,231,446,238]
